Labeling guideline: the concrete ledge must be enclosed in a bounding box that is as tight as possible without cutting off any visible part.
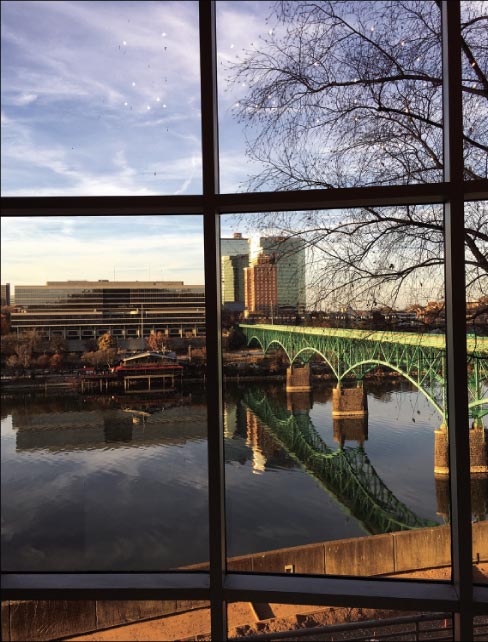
[4,522,487,640]
[325,534,394,576]
[393,526,451,573]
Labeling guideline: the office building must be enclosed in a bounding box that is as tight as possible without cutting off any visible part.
[1,283,11,307]
[255,236,306,314]
[220,231,249,257]
[221,254,249,311]
[244,254,277,317]
[11,280,206,340]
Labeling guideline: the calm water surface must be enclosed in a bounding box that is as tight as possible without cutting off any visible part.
[1,380,453,572]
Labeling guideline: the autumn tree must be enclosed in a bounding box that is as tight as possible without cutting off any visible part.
[97,333,117,351]
[146,330,166,352]
[229,0,487,311]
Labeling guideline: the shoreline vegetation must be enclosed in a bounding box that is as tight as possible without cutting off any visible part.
[0,368,406,393]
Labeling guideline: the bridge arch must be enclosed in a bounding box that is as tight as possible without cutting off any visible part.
[342,359,445,419]
[241,324,487,423]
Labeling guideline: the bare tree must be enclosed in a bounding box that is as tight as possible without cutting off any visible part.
[229,0,487,311]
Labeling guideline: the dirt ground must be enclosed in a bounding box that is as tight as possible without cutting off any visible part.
[65,564,488,641]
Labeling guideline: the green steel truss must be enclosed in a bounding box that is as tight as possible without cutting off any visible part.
[240,324,488,425]
[243,388,438,534]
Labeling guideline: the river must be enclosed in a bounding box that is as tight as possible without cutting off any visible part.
[1,379,483,573]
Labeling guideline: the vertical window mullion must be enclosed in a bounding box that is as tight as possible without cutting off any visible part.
[442,2,473,639]
[199,1,227,640]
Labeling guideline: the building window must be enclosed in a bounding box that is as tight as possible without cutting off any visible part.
[1,2,487,641]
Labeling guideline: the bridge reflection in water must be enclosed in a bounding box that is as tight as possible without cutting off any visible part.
[242,387,487,535]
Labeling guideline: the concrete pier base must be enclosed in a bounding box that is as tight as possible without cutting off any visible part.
[286,365,312,392]
[434,422,488,476]
[332,385,368,417]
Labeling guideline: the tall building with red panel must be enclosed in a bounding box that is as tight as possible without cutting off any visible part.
[244,254,277,318]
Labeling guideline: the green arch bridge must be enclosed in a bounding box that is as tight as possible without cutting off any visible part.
[243,387,438,534]
[240,324,488,425]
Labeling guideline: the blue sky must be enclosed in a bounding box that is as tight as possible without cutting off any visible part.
[1,1,275,286]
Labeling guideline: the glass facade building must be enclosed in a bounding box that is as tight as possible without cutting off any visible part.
[11,280,206,340]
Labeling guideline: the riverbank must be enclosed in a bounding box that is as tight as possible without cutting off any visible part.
[0,367,410,393]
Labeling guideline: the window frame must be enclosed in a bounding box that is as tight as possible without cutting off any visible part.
[1,2,488,640]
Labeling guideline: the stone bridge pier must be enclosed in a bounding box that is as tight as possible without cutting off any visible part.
[286,364,312,392]
[332,385,368,418]
[434,422,488,476]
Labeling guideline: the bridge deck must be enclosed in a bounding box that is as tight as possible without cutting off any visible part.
[240,324,488,356]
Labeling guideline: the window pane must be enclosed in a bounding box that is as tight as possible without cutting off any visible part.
[2,599,210,641]
[1,215,209,571]
[1,1,202,196]
[227,603,453,640]
[217,1,443,193]
[461,2,488,181]
[466,201,488,585]
[222,207,452,579]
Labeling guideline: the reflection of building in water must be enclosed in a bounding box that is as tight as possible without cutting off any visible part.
[104,412,133,442]
[246,410,267,475]
[245,409,292,475]
[224,402,237,439]
[12,405,207,452]
[333,417,369,448]
[435,475,488,522]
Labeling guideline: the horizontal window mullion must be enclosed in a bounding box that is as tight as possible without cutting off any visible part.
[3,181,487,218]
[6,572,488,613]
[1,572,209,601]
[216,182,488,214]
[0,196,203,216]
[224,574,459,612]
